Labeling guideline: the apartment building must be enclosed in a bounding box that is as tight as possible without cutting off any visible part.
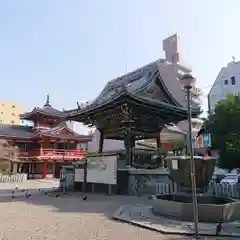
[0,101,22,125]
[208,58,240,113]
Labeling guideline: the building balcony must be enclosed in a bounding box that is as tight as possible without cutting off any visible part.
[19,148,88,160]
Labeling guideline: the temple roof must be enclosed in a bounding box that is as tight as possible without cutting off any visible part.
[20,94,68,120]
[38,122,91,140]
[67,60,201,117]
[0,124,35,139]
[0,122,91,141]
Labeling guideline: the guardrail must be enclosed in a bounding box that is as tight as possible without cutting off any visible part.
[155,182,240,199]
[0,173,27,183]
[19,148,88,159]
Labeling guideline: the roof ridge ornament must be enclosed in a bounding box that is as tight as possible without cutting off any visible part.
[77,102,81,111]
[44,94,51,107]
[120,84,128,93]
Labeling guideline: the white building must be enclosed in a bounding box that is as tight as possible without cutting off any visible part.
[160,34,203,135]
[208,58,239,113]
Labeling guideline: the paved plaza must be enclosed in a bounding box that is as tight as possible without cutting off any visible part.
[0,190,238,240]
[0,179,59,198]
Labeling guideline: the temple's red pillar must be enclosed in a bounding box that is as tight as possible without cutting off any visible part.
[42,160,47,179]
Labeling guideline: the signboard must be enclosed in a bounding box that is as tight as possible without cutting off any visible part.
[74,168,84,182]
[87,155,117,185]
[192,134,211,148]
[172,160,178,170]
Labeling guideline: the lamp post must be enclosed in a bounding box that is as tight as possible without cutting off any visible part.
[180,73,199,239]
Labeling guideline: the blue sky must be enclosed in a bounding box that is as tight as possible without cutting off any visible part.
[0,1,239,132]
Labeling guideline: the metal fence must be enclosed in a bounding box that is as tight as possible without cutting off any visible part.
[155,182,240,199]
[0,173,27,183]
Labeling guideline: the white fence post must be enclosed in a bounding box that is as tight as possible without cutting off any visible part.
[155,182,240,199]
[0,173,27,183]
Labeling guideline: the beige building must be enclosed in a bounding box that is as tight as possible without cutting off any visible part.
[0,101,22,125]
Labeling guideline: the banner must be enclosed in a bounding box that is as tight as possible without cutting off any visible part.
[192,133,211,148]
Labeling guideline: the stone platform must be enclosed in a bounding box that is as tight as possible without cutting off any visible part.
[112,204,240,238]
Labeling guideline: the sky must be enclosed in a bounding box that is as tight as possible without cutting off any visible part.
[0,1,239,133]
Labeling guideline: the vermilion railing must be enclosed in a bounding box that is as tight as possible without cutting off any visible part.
[19,148,88,159]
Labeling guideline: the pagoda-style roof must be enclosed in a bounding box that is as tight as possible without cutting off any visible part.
[0,124,35,139]
[0,122,91,142]
[20,94,68,120]
[67,60,201,139]
[67,60,201,118]
[37,122,91,141]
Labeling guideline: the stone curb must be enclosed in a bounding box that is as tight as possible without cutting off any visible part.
[112,205,240,238]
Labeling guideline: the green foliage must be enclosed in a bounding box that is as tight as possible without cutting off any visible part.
[171,138,185,150]
[0,161,9,174]
[205,94,240,171]
[156,147,168,156]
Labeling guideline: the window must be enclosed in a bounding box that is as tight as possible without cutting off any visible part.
[224,80,228,85]
[231,76,236,85]
[0,112,2,114]
[12,113,15,116]
[12,105,15,108]
[0,120,2,123]
[11,120,15,124]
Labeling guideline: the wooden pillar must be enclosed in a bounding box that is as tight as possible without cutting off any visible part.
[124,130,133,166]
[10,161,13,173]
[156,132,165,168]
[42,160,47,179]
[98,129,104,153]
[156,134,161,149]
[62,141,66,162]
[131,135,135,148]
[40,143,43,156]
[124,133,129,166]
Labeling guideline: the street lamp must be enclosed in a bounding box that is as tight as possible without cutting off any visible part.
[180,73,199,239]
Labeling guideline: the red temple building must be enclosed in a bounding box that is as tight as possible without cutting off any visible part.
[0,96,91,179]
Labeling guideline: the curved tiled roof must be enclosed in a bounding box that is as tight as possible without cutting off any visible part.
[67,59,201,117]
[38,122,91,140]
[0,122,91,141]
[21,95,68,120]
[0,124,35,139]
[20,106,67,119]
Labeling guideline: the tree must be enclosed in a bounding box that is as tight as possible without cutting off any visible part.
[203,94,240,171]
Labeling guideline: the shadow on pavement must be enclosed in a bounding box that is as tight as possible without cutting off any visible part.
[0,191,152,217]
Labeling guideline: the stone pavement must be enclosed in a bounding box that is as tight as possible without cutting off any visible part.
[0,179,59,198]
[112,204,240,238]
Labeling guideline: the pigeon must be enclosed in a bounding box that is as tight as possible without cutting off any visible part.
[11,190,15,199]
[82,196,87,200]
[216,223,222,235]
[25,192,31,198]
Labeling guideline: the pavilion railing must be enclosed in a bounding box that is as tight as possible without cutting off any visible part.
[19,149,87,159]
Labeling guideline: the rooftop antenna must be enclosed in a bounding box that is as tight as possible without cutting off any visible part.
[232,56,236,62]
[44,94,51,107]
